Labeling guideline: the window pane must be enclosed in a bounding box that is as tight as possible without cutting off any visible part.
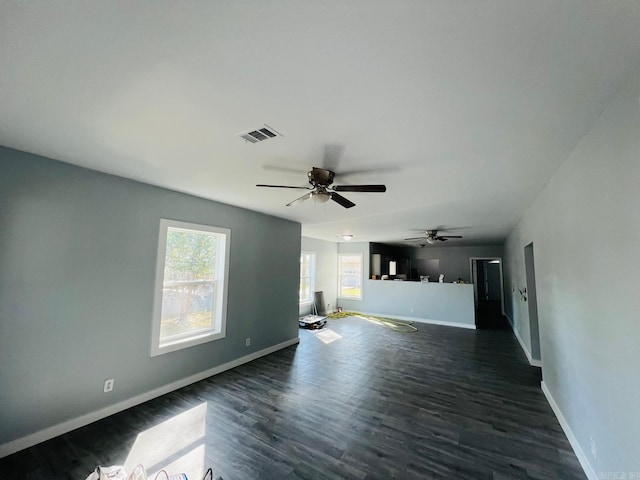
[340,285,361,298]
[299,279,311,302]
[152,219,230,356]
[159,228,218,341]
[300,264,311,278]
[299,252,315,304]
[339,254,362,299]
[340,255,360,272]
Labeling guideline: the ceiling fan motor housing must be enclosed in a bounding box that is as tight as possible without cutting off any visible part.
[309,167,335,187]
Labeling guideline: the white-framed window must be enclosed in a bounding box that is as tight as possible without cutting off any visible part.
[299,252,316,305]
[151,219,231,356]
[338,253,363,300]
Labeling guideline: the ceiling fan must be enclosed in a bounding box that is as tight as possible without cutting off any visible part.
[256,167,386,208]
[405,229,463,244]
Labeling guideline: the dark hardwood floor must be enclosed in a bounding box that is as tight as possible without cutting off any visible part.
[1,316,585,479]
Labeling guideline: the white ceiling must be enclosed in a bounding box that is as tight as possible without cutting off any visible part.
[1,1,639,245]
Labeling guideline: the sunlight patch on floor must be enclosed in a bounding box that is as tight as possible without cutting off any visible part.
[315,328,342,344]
[124,402,207,478]
[147,444,205,480]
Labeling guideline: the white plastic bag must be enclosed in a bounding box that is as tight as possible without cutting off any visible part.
[128,464,148,480]
[85,465,128,480]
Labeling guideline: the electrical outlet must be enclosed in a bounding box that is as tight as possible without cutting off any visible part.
[103,378,114,393]
[245,337,251,347]
[590,437,597,459]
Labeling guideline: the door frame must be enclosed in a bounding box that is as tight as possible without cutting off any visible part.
[469,257,505,315]
[524,243,542,366]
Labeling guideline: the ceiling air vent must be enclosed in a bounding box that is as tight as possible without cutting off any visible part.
[236,124,282,144]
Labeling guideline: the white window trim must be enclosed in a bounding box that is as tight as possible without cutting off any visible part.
[299,251,316,306]
[150,219,231,357]
[338,252,363,301]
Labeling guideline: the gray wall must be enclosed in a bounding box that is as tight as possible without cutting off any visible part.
[503,64,640,473]
[299,236,338,316]
[410,245,503,283]
[0,147,301,446]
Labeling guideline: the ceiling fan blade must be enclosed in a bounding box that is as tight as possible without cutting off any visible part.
[439,235,463,239]
[438,238,449,242]
[256,184,311,189]
[330,192,355,209]
[322,144,345,172]
[337,166,400,177]
[262,165,310,175]
[286,192,313,206]
[333,184,386,192]
[404,237,426,241]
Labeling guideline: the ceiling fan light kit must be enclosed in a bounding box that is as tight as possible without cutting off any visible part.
[312,191,331,203]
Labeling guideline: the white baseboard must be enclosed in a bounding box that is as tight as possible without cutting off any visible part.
[353,311,476,330]
[0,337,299,459]
[505,313,514,328]
[541,381,597,480]
[507,314,541,367]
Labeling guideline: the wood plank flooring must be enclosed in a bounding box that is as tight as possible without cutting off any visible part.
[0,316,585,479]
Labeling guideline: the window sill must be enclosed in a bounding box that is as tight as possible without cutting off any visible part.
[151,330,225,357]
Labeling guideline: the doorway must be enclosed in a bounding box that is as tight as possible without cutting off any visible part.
[524,243,541,363]
[470,258,507,329]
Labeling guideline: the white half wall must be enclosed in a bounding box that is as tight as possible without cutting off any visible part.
[345,280,475,328]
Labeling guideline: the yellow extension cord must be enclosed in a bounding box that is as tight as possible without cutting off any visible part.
[327,311,418,333]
